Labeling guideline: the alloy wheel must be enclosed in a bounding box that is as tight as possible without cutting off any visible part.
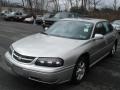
[75,61,86,81]
[111,44,116,55]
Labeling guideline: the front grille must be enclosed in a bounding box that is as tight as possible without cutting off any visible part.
[13,51,35,63]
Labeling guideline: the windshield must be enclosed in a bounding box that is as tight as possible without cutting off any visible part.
[45,20,94,40]
[43,14,50,18]
[112,20,120,25]
[54,12,68,19]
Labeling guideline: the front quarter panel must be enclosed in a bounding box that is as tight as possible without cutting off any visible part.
[61,39,94,68]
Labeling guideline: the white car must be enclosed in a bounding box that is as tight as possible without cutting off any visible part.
[24,16,34,23]
[112,20,120,33]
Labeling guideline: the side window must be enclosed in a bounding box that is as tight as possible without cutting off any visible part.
[108,24,113,32]
[94,23,106,36]
[16,13,19,15]
[102,22,113,33]
[19,13,22,15]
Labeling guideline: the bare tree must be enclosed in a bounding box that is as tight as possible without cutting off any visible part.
[89,0,102,10]
[113,0,118,11]
[64,0,74,9]
[87,0,91,10]
[69,0,73,8]
[0,0,2,11]
[45,0,53,11]
[54,0,60,12]
[81,0,84,8]
[81,0,88,10]
[84,0,88,9]
[62,0,70,11]
[48,0,60,12]
[75,0,78,7]
[21,0,25,7]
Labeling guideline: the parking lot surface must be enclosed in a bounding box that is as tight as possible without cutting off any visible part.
[0,21,120,90]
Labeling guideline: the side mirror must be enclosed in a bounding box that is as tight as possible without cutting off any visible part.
[94,34,104,40]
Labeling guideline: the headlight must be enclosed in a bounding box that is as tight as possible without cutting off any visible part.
[35,57,64,67]
[9,45,14,55]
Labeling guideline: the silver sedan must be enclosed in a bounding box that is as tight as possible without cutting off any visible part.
[5,18,119,84]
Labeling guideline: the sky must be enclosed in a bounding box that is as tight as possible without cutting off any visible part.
[9,0,120,8]
[104,0,120,7]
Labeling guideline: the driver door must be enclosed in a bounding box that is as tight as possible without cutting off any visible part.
[90,22,107,64]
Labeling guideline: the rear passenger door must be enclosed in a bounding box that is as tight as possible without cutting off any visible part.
[102,22,116,53]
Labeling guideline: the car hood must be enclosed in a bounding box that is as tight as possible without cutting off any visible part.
[45,18,60,22]
[12,33,87,57]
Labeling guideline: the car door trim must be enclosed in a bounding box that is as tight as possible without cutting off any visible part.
[90,52,109,67]
[90,41,113,57]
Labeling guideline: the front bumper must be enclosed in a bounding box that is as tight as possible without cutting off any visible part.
[5,52,74,84]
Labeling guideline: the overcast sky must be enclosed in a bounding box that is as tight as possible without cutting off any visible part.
[104,0,120,7]
[10,0,120,8]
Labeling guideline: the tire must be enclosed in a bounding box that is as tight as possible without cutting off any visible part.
[109,44,117,56]
[71,56,87,84]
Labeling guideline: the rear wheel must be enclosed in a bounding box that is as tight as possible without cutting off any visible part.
[71,57,87,84]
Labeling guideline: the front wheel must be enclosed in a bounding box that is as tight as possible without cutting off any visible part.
[71,57,87,84]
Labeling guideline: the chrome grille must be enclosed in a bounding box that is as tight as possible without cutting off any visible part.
[13,51,35,63]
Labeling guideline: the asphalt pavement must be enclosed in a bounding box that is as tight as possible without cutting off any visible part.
[0,21,120,90]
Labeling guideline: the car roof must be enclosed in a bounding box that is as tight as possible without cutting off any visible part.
[62,18,107,24]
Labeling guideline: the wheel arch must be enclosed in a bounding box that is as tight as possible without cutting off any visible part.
[71,52,90,83]
[76,52,90,67]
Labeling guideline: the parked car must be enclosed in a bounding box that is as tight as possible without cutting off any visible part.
[36,13,54,25]
[5,18,119,84]
[24,15,43,24]
[35,15,42,21]
[4,12,27,21]
[0,10,10,16]
[24,16,34,23]
[42,12,80,28]
[17,13,29,22]
[112,20,120,33]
